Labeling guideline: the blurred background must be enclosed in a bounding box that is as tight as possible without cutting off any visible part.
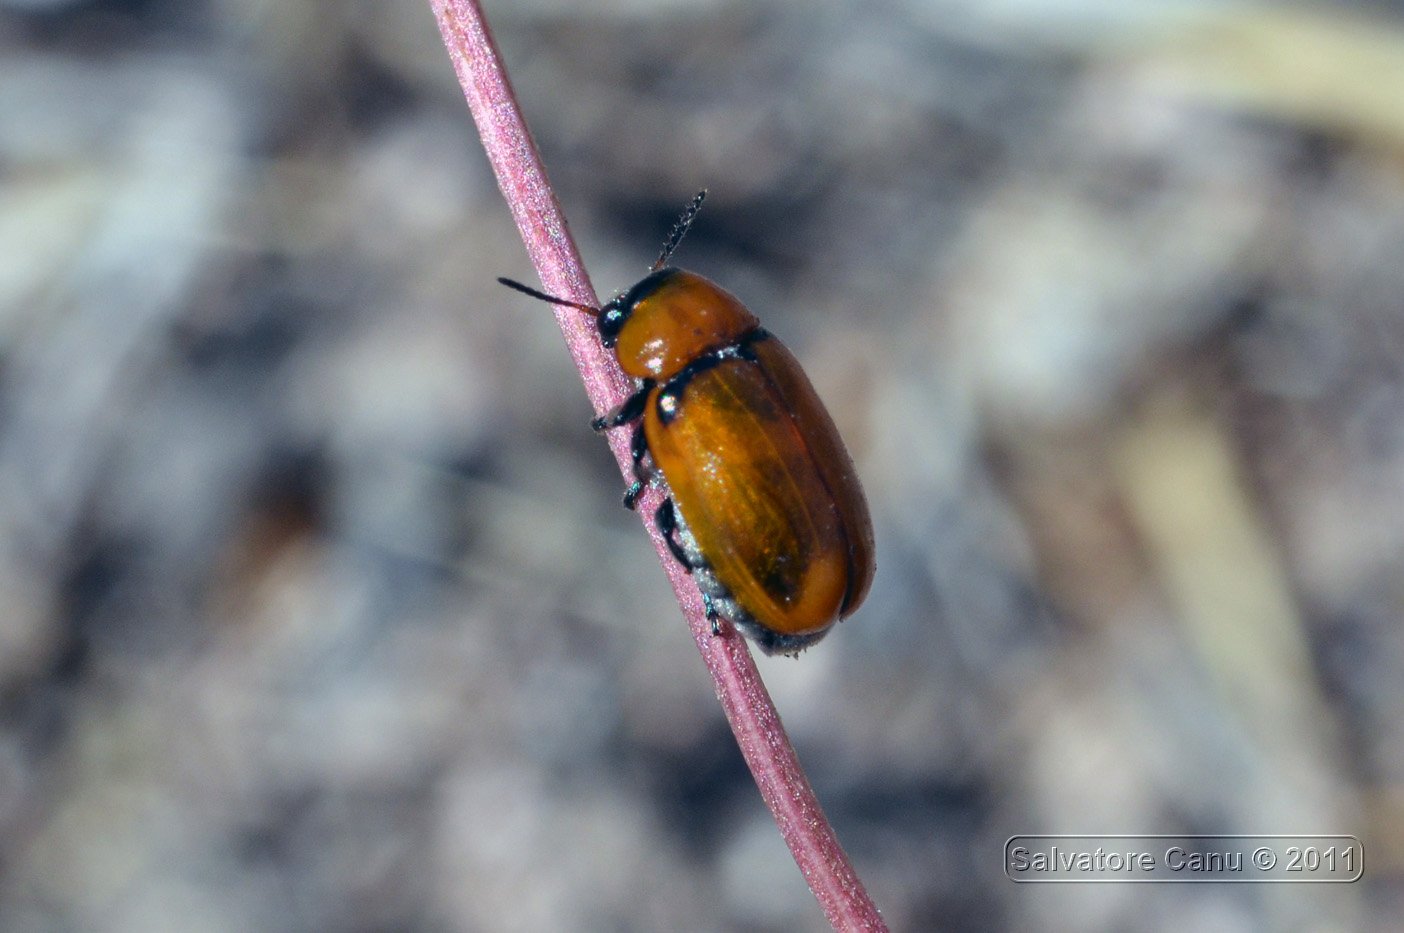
[1,0,1402,929]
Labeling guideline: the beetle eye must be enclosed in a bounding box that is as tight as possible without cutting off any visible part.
[598,305,626,347]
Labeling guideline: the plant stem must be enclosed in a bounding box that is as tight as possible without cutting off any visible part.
[428,2,887,929]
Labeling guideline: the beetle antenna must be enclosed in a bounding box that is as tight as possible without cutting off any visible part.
[497,277,600,316]
[651,189,707,272]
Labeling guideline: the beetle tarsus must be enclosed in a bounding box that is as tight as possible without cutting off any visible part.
[702,592,721,636]
[623,481,644,510]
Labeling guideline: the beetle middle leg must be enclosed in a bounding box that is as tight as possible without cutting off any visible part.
[596,384,658,509]
[655,498,693,572]
[622,422,656,510]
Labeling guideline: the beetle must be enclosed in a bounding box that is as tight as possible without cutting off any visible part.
[499,191,874,654]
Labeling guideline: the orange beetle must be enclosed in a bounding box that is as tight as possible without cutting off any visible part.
[500,192,874,654]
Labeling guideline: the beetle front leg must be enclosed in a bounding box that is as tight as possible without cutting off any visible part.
[590,382,652,432]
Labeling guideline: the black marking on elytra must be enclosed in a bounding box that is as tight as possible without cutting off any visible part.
[654,329,771,425]
[760,555,804,605]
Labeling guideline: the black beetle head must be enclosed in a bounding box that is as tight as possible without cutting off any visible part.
[598,299,628,348]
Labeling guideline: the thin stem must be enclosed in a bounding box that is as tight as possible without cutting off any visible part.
[428,3,887,929]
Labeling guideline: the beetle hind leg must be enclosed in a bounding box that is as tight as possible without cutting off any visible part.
[702,593,721,635]
[654,499,764,645]
[660,505,725,637]
[655,498,693,571]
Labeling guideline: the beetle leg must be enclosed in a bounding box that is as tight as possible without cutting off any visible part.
[702,592,720,636]
[591,382,652,432]
[629,422,650,478]
[621,423,655,510]
[655,498,692,572]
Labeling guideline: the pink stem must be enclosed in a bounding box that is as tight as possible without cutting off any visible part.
[428,2,887,929]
